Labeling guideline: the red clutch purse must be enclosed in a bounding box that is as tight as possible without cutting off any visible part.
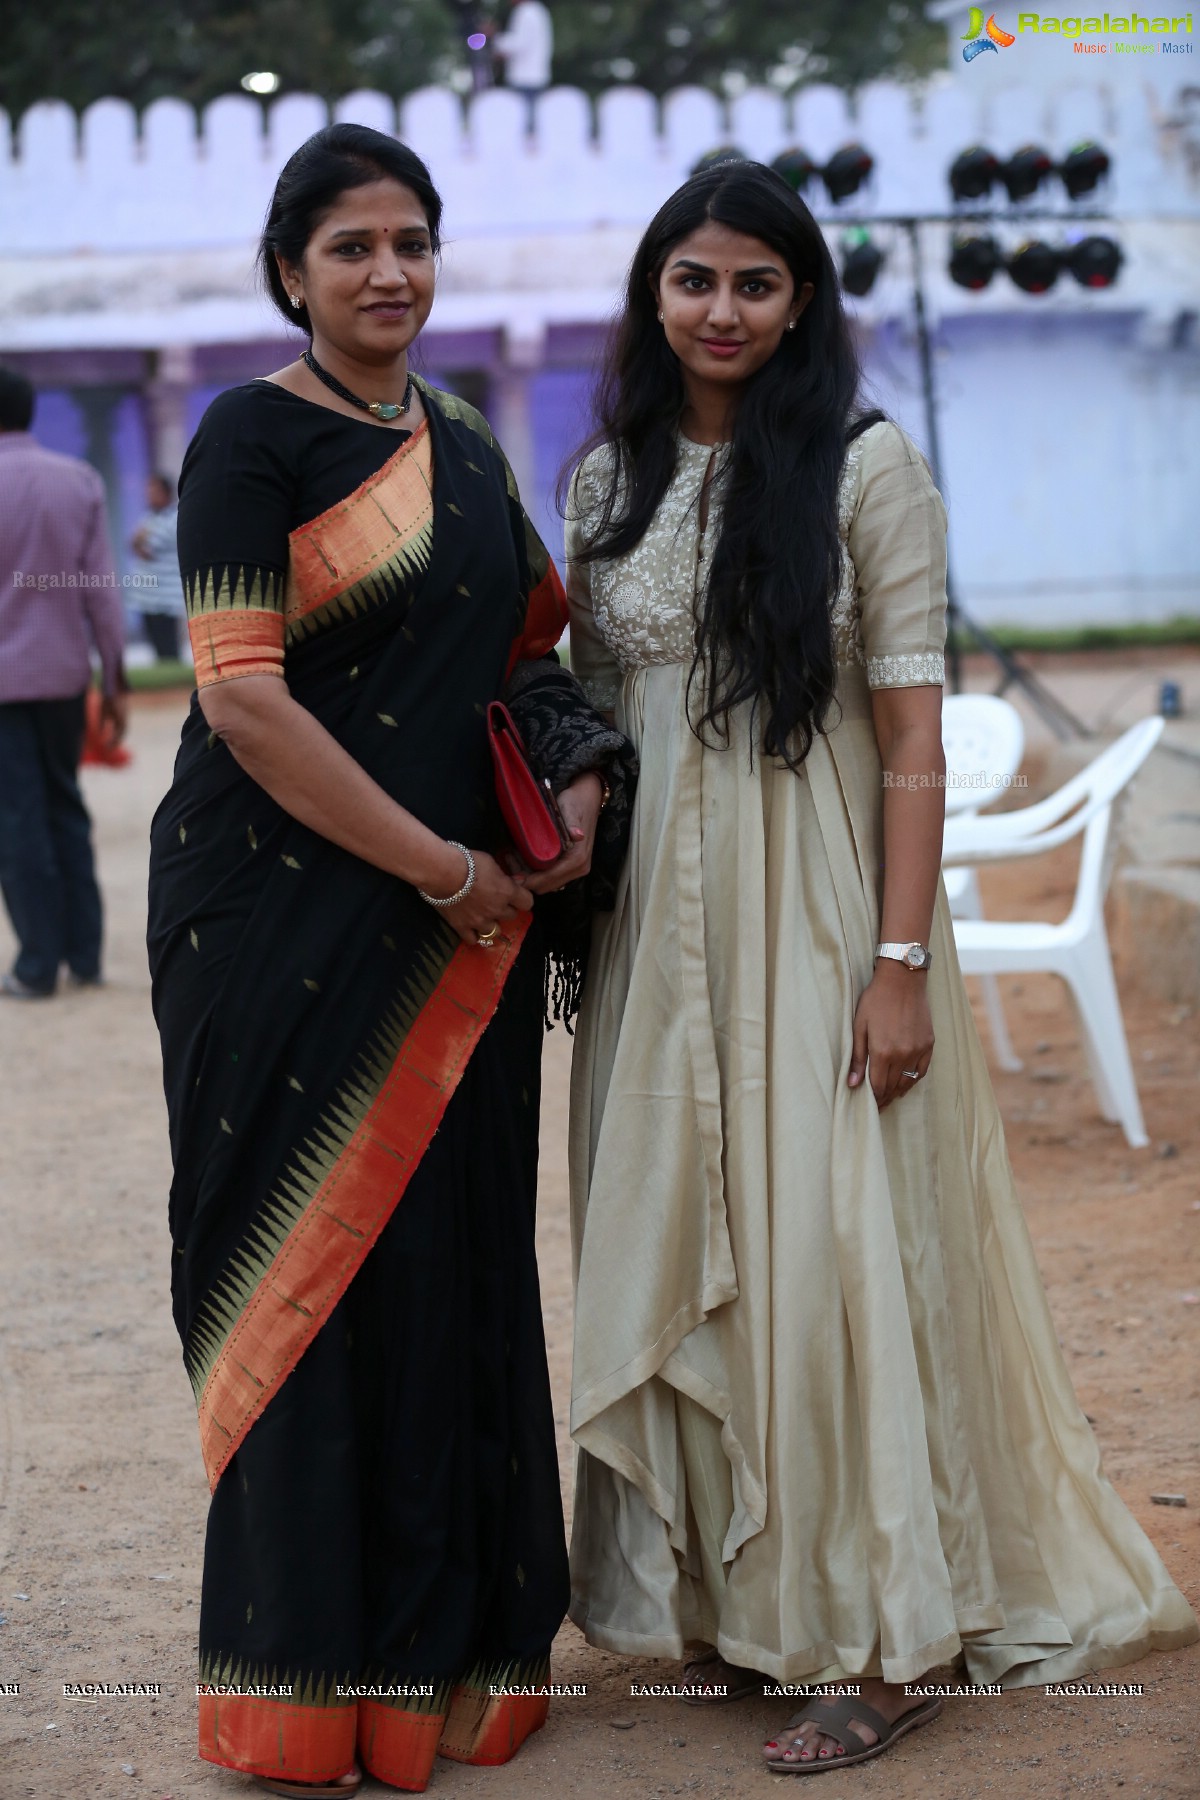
[487,700,570,870]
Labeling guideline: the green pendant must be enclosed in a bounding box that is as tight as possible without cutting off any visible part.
[370,401,402,420]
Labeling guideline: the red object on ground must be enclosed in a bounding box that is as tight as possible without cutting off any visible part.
[81,687,133,767]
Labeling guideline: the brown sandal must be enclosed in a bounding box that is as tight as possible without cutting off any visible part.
[256,1771,362,1798]
[763,1693,943,1772]
[679,1647,762,1704]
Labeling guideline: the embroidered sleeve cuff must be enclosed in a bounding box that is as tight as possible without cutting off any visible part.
[866,650,945,690]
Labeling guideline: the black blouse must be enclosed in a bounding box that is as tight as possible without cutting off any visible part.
[179,380,418,574]
[178,380,431,687]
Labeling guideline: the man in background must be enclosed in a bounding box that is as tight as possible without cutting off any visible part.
[131,470,185,661]
[491,0,554,127]
[0,366,127,998]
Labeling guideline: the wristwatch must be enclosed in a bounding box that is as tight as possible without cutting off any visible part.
[875,941,933,971]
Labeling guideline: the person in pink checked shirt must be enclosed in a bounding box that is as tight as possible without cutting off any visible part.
[0,366,127,999]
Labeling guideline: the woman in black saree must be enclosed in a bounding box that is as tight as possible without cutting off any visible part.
[147,125,626,1797]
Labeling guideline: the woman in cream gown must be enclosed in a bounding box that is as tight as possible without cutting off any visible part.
[560,162,1197,1772]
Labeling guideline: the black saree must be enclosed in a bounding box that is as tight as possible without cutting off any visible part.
[147,378,574,1790]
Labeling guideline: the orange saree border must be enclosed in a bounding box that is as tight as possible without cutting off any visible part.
[199,1689,356,1780]
[508,564,568,677]
[285,419,432,624]
[196,913,531,1491]
[437,1682,549,1766]
[358,1702,447,1792]
[189,607,285,688]
[199,1681,550,1790]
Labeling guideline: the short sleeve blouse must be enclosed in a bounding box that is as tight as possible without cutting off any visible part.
[177,382,427,688]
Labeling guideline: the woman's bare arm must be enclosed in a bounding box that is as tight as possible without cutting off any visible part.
[200,675,531,937]
[871,683,946,947]
[847,683,945,1108]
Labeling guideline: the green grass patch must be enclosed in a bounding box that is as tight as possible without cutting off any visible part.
[127,659,195,691]
[949,616,1200,655]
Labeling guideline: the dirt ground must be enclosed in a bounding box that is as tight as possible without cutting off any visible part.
[0,671,1197,1800]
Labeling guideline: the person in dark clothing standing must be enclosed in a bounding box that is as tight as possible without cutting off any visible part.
[0,367,127,998]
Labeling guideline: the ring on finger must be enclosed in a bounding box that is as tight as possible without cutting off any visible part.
[476,923,500,946]
[902,1067,921,1080]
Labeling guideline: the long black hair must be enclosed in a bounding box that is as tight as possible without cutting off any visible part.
[566,161,883,771]
[257,123,443,335]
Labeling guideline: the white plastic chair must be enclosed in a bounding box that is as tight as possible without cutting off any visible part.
[942,716,1165,1149]
[941,695,1026,1072]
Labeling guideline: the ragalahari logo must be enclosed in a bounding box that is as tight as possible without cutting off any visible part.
[962,11,1194,58]
[962,9,1018,56]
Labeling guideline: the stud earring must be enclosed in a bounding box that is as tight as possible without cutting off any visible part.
[290,293,303,309]
[787,319,797,331]
[657,310,664,322]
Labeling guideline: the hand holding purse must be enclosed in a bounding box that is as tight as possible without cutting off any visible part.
[487,700,571,871]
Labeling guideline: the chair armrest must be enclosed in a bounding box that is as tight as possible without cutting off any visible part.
[942,797,1101,866]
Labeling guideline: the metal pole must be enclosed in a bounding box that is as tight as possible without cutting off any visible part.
[899,217,1091,739]
[904,219,962,694]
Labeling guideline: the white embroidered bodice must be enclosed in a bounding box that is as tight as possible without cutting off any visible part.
[566,423,947,711]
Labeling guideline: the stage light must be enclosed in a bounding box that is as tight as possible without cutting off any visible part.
[771,148,818,194]
[949,140,1114,204]
[1061,142,1112,200]
[840,229,884,296]
[948,233,1002,291]
[822,144,874,203]
[999,145,1054,203]
[691,146,747,175]
[949,146,1000,202]
[1064,235,1123,288]
[697,142,874,203]
[1008,240,1061,294]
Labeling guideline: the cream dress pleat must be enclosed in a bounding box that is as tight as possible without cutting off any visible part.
[563,422,1198,1687]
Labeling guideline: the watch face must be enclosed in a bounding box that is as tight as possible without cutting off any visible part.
[905,945,924,968]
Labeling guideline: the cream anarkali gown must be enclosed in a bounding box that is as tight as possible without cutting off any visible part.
[563,421,1198,1688]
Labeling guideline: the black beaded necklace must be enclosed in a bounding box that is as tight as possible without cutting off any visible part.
[303,348,413,423]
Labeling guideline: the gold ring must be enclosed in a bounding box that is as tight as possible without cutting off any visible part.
[476,924,500,945]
